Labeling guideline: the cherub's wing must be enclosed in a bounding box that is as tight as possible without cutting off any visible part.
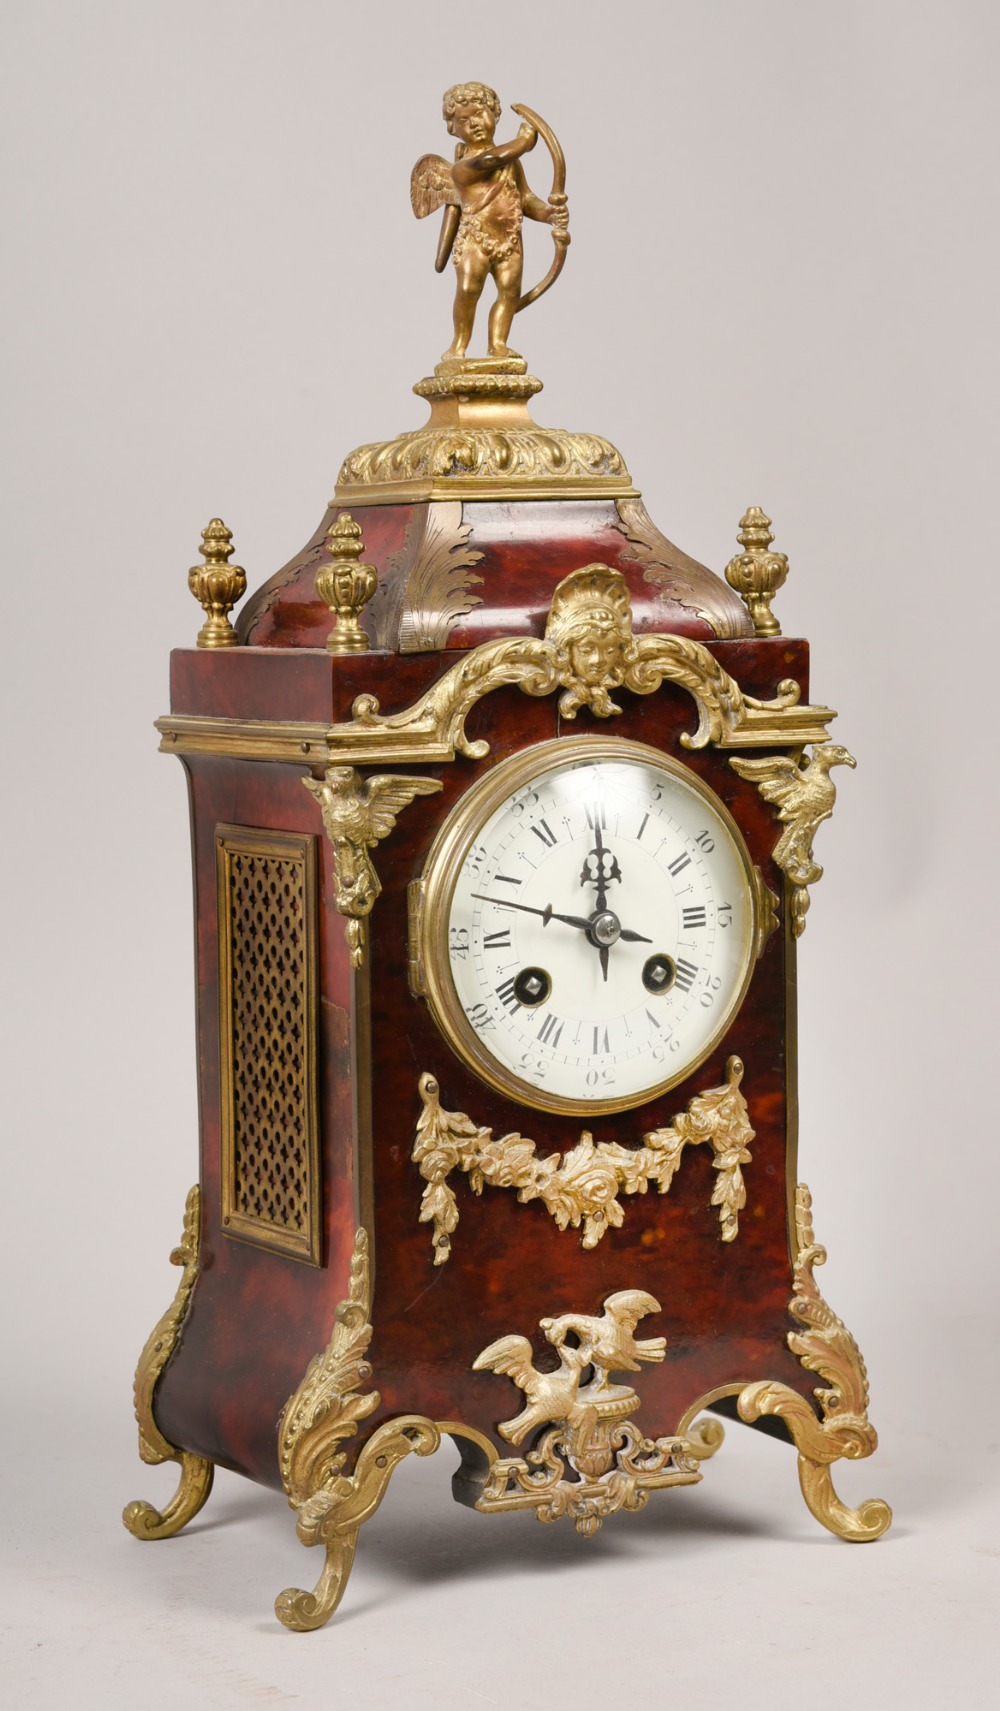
[410,154,460,219]
[472,1334,537,1391]
[362,774,442,842]
[730,754,802,816]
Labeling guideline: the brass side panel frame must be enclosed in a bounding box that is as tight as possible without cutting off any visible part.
[216,825,322,1266]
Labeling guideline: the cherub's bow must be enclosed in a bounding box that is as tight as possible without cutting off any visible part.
[512,104,570,311]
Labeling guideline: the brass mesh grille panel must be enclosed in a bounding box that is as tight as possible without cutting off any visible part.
[217,827,321,1264]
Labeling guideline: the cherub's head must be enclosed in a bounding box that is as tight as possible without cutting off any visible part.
[567,611,622,687]
[443,82,501,147]
[546,565,633,687]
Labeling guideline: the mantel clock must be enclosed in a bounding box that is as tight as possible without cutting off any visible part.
[125,83,889,1630]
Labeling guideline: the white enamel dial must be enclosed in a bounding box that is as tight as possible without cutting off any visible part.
[421,737,758,1115]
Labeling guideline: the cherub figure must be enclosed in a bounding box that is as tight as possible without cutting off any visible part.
[411,83,570,361]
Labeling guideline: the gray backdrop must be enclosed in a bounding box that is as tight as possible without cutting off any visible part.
[3,1,997,1704]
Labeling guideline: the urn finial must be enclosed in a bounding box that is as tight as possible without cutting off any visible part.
[724,507,789,637]
[315,514,378,654]
[188,518,246,648]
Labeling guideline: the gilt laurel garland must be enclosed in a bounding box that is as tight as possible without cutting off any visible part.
[412,1056,754,1262]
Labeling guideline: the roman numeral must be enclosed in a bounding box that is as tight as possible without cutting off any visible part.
[637,812,649,842]
[674,959,698,992]
[668,852,691,877]
[496,977,521,1012]
[483,928,511,948]
[645,1008,662,1030]
[682,906,707,929]
[592,1024,610,1054]
[537,1013,564,1047]
[584,801,607,830]
[531,818,557,848]
[494,873,522,887]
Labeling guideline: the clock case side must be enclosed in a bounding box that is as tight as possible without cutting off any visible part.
[148,647,448,1487]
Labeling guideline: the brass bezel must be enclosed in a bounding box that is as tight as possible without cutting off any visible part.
[417,736,759,1117]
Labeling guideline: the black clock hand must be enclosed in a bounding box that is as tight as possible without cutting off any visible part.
[470,894,593,933]
[471,893,652,944]
[594,818,608,915]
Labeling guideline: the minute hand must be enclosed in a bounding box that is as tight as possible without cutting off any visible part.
[470,894,651,942]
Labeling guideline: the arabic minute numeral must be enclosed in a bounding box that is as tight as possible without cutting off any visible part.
[695,829,715,854]
[700,974,722,1009]
[465,1002,494,1030]
[586,1066,616,1087]
[449,927,470,960]
[510,785,540,818]
[463,843,488,879]
[718,901,733,928]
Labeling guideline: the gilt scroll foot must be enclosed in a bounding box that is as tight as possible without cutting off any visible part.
[124,1186,215,1542]
[122,1453,215,1541]
[275,1532,359,1633]
[736,1184,891,1545]
[275,1416,441,1632]
[797,1457,892,1543]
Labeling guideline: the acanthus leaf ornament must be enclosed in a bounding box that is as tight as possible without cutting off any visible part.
[413,1057,754,1262]
[123,1186,215,1540]
[302,767,442,966]
[275,1228,441,1631]
[730,743,856,935]
[738,1187,891,1543]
